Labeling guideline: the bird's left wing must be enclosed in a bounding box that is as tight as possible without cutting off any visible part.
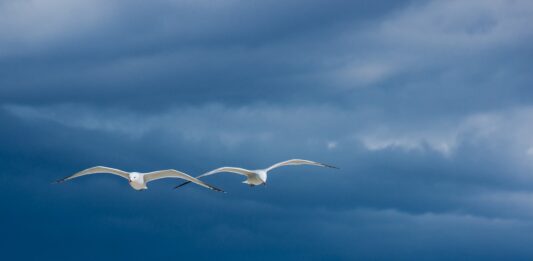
[56,166,130,183]
[266,159,338,172]
[144,169,225,192]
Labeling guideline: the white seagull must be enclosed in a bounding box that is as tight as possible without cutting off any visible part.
[175,159,338,189]
[56,166,224,192]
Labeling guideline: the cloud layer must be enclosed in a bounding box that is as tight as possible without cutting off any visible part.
[1,0,533,260]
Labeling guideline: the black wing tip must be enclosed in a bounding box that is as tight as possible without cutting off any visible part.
[211,186,227,193]
[54,177,67,184]
[174,181,226,193]
[173,181,192,189]
[202,181,226,193]
[321,163,339,169]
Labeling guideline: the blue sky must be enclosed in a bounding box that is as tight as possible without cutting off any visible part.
[1,0,533,260]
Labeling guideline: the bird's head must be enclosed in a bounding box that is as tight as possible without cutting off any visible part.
[129,172,141,182]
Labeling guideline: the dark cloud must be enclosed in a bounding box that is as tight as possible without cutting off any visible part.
[2,0,533,260]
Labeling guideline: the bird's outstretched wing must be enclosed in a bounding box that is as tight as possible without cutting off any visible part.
[144,169,225,193]
[174,167,254,189]
[266,159,338,172]
[56,166,130,183]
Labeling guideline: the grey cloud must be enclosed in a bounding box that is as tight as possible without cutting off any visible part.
[5,102,533,218]
[2,0,533,259]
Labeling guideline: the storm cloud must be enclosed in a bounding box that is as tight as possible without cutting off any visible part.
[1,0,533,260]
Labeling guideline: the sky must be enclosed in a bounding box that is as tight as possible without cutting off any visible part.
[1,0,533,260]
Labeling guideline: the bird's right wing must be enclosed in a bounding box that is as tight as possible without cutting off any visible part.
[266,159,338,171]
[174,167,254,189]
[56,166,130,183]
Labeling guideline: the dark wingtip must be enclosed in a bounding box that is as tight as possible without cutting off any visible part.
[53,178,66,184]
[205,182,226,193]
[321,163,339,169]
[174,181,226,193]
[54,174,74,184]
[174,181,192,190]
[211,186,227,193]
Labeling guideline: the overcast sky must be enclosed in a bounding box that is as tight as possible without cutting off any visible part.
[2,0,533,260]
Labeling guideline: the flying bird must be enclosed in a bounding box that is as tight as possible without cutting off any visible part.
[174,159,338,189]
[56,166,224,192]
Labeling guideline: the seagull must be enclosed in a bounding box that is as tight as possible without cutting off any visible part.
[174,159,338,189]
[56,166,225,192]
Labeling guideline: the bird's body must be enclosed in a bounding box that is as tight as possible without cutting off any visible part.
[242,170,267,186]
[127,172,147,190]
[56,166,224,192]
[175,159,337,189]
